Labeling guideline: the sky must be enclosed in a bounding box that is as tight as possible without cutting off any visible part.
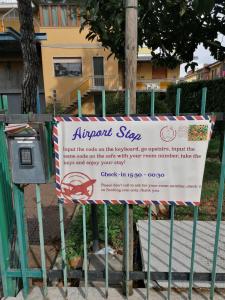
[180,34,225,78]
[180,45,216,78]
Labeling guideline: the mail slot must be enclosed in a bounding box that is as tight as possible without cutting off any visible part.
[7,123,48,184]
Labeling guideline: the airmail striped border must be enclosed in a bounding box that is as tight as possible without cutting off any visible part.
[53,115,215,206]
[58,199,200,206]
[54,115,213,122]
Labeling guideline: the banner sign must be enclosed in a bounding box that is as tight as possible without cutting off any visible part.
[54,115,214,206]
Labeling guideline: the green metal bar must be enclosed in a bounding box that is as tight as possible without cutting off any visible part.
[102,89,108,298]
[102,90,106,118]
[125,204,129,298]
[125,90,130,116]
[2,95,8,113]
[13,184,29,298]
[0,123,14,235]
[146,205,152,300]
[0,163,14,296]
[188,87,207,298]
[210,131,225,299]
[45,122,53,180]
[188,207,199,299]
[35,185,47,297]
[201,87,207,115]
[125,89,130,298]
[150,90,155,116]
[0,124,10,237]
[168,204,175,300]
[104,204,108,298]
[59,202,68,295]
[7,269,43,278]
[82,205,88,298]
[0,95,3,110]
[166,87,181,299]
[78,90,82,117]
[146,89,155,299]
[175,88,181,116]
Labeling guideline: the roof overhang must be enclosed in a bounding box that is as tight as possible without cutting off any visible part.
[137,55,152,61]
[0,28,47,56]
[0,27,47,42]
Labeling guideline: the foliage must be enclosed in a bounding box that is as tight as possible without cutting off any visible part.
[105,92,168,115]
[166,78,225,114]
[66,204,146,260]
[80,0,225,69]
[46,98,65,114]
[176,136,224,221]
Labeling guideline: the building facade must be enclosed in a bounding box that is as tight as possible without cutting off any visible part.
[185,60,225,82]
[0,1,180,114]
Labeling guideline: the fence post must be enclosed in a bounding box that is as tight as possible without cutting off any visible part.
[201,87,207,114]
[0,121,19,297]
[150,90,155,116]
[175,88,181,116]
[167,87,181,299]
[0,163,15,297]
[2,95,8,113]
[45,121,54,180]
[13,184,30,298]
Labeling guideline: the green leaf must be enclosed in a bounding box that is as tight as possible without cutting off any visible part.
[193,0,215,13]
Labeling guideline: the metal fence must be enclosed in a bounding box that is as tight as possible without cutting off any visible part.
[0,88,224,300]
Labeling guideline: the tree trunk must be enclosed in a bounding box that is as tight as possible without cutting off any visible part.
[17,0,39,113]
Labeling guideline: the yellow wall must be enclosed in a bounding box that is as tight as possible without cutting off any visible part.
[185,74,198,82]
[129,62,179,81]
[121,62,179,90]
[137,62,152,80]
[167,66,180,79]
[40,27,119,107]
[40,24,181,110]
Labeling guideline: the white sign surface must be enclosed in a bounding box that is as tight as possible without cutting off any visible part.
[54,116,213,205]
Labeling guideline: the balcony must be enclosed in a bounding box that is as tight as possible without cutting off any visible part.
[0,0,17,9]
[136,78,178,91]
[0,6,40,32]
[62,76,177,111]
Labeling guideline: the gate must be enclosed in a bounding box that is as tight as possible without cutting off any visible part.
[0,88,224,299]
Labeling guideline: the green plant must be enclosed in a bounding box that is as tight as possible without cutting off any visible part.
[66,204,146,261]
[166,79,225,114]
[105,91,169,115]
[46,98,65,115]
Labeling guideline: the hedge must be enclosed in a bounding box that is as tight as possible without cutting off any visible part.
[104,91,168,115]
[166,78,225,114]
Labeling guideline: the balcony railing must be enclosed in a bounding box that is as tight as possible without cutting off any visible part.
[62,75,177,109]
[136,78,178,91]
[0,7,40,32]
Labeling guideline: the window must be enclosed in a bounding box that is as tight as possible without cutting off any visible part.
[42,6,49,26]
[40,5,78,27]
[152,65,167,79]
[53,58,82,77]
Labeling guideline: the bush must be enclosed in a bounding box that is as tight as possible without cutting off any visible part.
[105,91,168,115]
[166,78,225,114]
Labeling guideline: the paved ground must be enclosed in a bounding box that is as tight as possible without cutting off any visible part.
[80,254,123,288]
[137,220,225,288]
[24,181,76,269]
[14,287,225,299]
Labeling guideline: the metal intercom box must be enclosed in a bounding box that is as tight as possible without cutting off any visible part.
[7,123,48,184]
